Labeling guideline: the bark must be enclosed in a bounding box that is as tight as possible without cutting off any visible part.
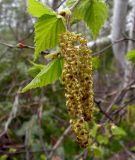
[111,0,128,69]
[128,1,135,50]
[124,1,135,87]
[87,35,111,50]
[52,0,59,10]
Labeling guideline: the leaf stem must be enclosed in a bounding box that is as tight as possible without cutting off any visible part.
[67,0,81,31]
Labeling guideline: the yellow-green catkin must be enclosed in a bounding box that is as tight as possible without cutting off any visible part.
[60,32,94,148]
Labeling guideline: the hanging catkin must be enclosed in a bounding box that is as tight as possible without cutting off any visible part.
[60,32,93,148]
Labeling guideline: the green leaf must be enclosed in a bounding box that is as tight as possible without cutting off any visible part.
[97,135,109,145]
[131,146,135,152]
[28,61,45,77]
[34,15,66,59]
[92,145,104,158]
[127,49,135,63]
[92,57,101,70]
[28,0,56,17]
[22,58,63,92]
[111,125,127,137]
[73,0,108,38]
[0,155,8,160]
[40,154,47,160]
[90,123,100,138]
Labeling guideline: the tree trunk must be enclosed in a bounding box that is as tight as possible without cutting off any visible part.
[124,1,135,87]
[112,0,128,70]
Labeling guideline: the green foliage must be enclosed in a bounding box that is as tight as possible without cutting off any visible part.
[28,0,56,17]
[2,0,135,160]
[72,0,108,38]
[91,145,104,158]
[34,15,66,59]
[28,61,45,77]
[127,49,135,63]
[111,125,127,137]
[0,155,8,160]
[22,58,63,92]
[90,123,100,138]
[40,154,47,160]
[97,135,109,145]
[28,0,66,60]
[66,0,76,7]
[92,57,101,70]
[131,146,135,152]
[63,137,80,157]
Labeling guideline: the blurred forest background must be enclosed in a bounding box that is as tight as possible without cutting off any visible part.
[0,0,135,160]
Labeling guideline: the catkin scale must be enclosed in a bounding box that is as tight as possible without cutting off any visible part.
[60,32,93,148]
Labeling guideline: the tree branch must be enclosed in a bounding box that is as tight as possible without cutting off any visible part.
[0,87,22,138]
[48,126,71,159]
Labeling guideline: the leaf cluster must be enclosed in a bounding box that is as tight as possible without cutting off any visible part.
[23,0,108,92]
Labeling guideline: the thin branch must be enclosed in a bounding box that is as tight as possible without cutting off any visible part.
[0,41,34,49]
[0,87,22,138]
[25,130,30,160]
[1,37,135,58]
[75,149,88,160]
[0,42,14,48]
[111,95,135,117]
[108,81,134,113]
[70,0,81,12]
[0,149,48,155]
[37,102,48,156]
[67,0,81,31]
[93,38,135,57]
[54,0,66,10]
[119,141,135,159]
[95,100,115,123]
[101,81,135,122]
[48,126,71,159]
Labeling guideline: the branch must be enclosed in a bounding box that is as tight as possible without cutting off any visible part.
[92,38,135,57]
[0,42,14,48]
[0,41,34,49]
[54,0,66,10]
[119,141,135,159]
[111,95,135,117]
[48,126,71,159]
[67,0,81,31]
[101,81,135,122]
[0,87,22,138]
[95,100,115,123]
[37,102,48,156]
[70,0,81,12]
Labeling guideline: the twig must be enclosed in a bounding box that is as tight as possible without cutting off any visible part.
[75,149,88,160]
[101,81,135,122]
[25,130,30,160]
[93,38,135,56]
[0,149,49,155]
[0,41,34,49]
[24,116,35,160]
[95,101,115,123]
[0,42,14,48]
[55,0,66,10]
[70,0,81,12]
[119,141,135,159]
[111,95,135,117]
[67,0,81,31]
[48,126,71,159]
[0,87,21,138]
[37,102,48,156]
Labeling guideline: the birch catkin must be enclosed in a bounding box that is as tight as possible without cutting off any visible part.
[60,32,93,148]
